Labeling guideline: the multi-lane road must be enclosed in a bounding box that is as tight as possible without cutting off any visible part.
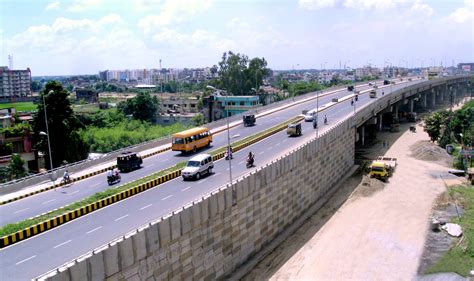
[0,79,423,280]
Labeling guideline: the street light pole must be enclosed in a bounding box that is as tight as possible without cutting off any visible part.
[206,85,233,186]
[43,91,54,171]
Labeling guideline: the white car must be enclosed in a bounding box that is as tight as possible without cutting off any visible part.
[304,110,316,122]
[182,153,214,180]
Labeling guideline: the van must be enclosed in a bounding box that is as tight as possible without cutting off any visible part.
[304,110,316,121]
[182,153,214,180]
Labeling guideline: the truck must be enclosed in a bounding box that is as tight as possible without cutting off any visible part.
[369,156,397,181]
[369,90,377,98]
[369,162,390,182]
[376,156,397,171]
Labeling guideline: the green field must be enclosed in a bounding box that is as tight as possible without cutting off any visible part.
[0,102,37,112]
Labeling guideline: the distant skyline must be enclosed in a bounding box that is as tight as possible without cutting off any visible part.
[1,0,473,76]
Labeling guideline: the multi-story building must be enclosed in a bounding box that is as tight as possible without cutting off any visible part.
[0,66,32,97]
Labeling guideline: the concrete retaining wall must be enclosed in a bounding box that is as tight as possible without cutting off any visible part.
[38,118,355,281]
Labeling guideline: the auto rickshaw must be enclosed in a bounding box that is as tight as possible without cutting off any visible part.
[117,152,143,172]
[287,122,302,137]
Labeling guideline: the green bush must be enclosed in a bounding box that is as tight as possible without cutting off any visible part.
[81,121,189,153]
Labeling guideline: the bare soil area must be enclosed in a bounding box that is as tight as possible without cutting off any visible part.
[243,121,456,281]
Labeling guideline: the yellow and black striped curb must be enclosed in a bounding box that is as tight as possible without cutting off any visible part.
[0,166,117,205]
[0,116,302,249]
[0,170,181,249]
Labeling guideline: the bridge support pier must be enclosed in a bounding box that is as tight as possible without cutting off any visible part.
[378,114,383,131]
[361,126,365,146]
[421,93,427,108]
[409,99,415,113]
[430,89,436,108]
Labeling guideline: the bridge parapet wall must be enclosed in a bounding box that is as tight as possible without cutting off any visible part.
[38,118,355,281]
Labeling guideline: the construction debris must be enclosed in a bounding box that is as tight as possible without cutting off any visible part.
[440,223,463,237]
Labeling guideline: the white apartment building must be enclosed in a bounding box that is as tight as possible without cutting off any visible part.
[0,66,32,97]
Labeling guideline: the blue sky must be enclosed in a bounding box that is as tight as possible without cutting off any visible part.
[1,0,473,76]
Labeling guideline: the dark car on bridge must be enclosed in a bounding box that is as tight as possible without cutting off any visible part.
[383,80,390,85]
[117,152,143,172]
[347,85,354,91]
[243,114,256,127]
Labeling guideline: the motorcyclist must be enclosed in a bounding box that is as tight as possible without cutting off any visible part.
[107,168,113,180]
[324,115,328,124]
[63,170,70,183]
[247,152,254,167]
[225,146,233,160]
[113,168,120,179]
[351,99,354,106]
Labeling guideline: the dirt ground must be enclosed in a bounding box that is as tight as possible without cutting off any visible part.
[242,119,464,280]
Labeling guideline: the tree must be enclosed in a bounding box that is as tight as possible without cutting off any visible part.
[192,114,205,126]
[118,92,159,122]
[424,112,444,142]
[31,81,42,92]
[217,51,271,95]
[33,81,90,169]
[8,154,26,179]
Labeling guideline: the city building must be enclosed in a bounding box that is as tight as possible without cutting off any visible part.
[458,62,474,72]
[214,95,260,117]
[0,108,35,171]
[0,66,32,97]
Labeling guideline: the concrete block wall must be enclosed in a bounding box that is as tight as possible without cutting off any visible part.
[39,118,355,281]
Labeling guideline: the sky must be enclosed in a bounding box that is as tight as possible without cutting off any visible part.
[0,0,473,76]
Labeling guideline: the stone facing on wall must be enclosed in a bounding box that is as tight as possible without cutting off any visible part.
[41,119,355,281]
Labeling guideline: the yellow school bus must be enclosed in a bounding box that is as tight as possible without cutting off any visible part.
[171,127,212,153]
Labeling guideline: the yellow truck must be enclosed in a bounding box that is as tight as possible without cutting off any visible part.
[369,162,390,181]
[369,157,397,182]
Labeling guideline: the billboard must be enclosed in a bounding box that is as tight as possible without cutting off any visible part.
[461,64,472,71]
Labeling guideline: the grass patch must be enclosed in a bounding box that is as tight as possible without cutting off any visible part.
[426,183,474,276]
[0,116,301,238]
[0,102,36,112]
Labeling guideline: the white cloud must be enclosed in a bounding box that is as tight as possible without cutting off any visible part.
[133,0,163,11]
[298,0,431,11]
[298,0,337,10]
[445,0,474,23]
[45,1,60,11]
[408,0,433,16]
[138,0,213,32]
[68,0,103,12]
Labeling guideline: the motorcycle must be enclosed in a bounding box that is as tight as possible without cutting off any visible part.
[107,173,121,185]
[224,151,233,160]
[246,157,254,168]
[61,176,72,185]
[324,117,328,125]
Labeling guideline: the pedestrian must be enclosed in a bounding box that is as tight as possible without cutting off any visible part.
[382,140,386,147]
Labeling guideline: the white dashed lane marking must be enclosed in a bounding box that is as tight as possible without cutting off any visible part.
[86,226,102,234]
[114,214,129,222]
[53,240,72,249]
[15,255,36,266]
[140,204,152,210]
